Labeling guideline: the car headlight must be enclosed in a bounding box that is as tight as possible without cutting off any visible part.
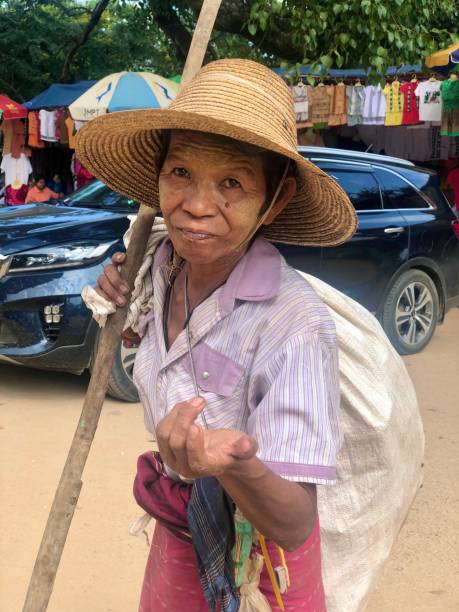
[8,241,118,272]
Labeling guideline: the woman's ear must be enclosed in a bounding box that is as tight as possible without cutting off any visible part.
[262,177,297,226]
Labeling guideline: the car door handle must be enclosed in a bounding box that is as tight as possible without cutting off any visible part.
[384,226,405,234]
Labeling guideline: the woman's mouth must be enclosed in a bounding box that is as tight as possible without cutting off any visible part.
[179,228,216,241]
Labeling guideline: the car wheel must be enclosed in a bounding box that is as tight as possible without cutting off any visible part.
[92,334,140,402]
[382,269,439,355]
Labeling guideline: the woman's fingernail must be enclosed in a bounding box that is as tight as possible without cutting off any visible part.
[116,296,125,306]
[190,397,204,408]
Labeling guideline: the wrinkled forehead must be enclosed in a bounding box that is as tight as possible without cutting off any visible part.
[166,129,263,164]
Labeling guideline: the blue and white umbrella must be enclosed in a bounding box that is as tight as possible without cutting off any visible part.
[69,72,179,121]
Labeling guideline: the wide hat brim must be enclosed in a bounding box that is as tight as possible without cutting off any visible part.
[76,108,357,247]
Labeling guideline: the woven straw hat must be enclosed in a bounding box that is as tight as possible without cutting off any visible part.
[76,59,357,246]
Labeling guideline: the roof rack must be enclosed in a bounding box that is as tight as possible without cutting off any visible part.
[298,146,415,167]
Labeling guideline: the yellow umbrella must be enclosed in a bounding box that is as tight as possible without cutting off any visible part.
[425,41,459,68]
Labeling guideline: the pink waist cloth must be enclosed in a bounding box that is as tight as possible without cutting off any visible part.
[139,519,326,611]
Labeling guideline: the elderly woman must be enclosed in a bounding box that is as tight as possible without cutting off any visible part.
[77,59,356,611]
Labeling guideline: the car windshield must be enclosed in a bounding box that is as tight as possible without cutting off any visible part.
[63,180,114,205]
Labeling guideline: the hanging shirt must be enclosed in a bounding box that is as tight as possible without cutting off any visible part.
[65,117,77,149]
[291,85,310,123]
[327,84,347,126]
[0,153,32,188]
[27,111,45,148]
[0,119,13,155]
[346,85,365,126]
[307,85,331,125]
[415,80,443,122]
[133,236,341,485]
[39,109,58,142]
[362,85,386,125]
[400,82,420,125]
[382,81,404,126]
[440,79,459,138]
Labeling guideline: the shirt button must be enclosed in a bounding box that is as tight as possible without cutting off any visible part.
[202,371,210,380]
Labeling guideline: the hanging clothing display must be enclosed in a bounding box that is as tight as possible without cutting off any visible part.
[307,85,331,125]
[415,80,443,122]
[440,78,459,137]
[65,117,77,149]
[383,81,404,126]
[0,119,13,155]
[346,85,365,126]
[291,84,310,123]
[362,85,386,125]
[400,81,420,125]
[27,111,45,148]
[327,84,347,126]
[4,184,28,205]
[38,109,58,142]
[0,153,33,188]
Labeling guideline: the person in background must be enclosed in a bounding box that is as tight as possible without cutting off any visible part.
[25,175,63,204]
[47,173,66,195]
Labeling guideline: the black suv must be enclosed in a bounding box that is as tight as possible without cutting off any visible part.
[1,147,458,402]
[281,147,459,354]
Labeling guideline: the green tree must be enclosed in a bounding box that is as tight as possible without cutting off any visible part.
[147,0,458,75]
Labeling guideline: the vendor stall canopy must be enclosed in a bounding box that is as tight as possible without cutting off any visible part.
[24,81,96,111]
[425,42,459,76]
[68,72,179,121]
[0,95,27,120]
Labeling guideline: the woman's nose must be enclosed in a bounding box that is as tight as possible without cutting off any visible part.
[182,183,224,217]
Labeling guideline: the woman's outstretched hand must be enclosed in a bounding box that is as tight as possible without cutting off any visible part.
[156,397,258,479]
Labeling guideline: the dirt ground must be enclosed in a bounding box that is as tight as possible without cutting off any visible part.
[1,309,458,612]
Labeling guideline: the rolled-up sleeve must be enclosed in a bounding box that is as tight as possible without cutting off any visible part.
[247,330,341,485]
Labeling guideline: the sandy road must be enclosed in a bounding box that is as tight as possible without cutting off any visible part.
[1,309,458,612]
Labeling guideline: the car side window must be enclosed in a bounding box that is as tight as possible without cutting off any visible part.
[318,166,382,211]
[375,168,429,210]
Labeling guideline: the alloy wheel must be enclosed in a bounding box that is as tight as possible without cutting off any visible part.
[395,281,434,347]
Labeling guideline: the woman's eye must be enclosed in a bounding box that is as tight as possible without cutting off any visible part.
[222,178,241,189]
[172,167,190,178]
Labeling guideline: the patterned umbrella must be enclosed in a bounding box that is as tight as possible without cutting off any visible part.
[425,42,459,73]
[0,95,28,120]
[68,72,179,121]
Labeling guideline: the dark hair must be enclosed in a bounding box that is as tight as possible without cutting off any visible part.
[34,175,46,183]
[155,129,296,211]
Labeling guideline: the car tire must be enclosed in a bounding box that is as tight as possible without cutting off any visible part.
[91,334,140,402]
[382,269,439,355]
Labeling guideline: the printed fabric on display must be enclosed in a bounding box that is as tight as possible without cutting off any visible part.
[415,80,443,122]
[346,85,365,126]
[400,82,420,125]
[327,84,347,126]
[440,79,459,137]
[39,110,58,142]
[27,111,45,148]
[307,85,331,125]
[362,85,386,125]
[291,84,309,123]
[383,81,404,126]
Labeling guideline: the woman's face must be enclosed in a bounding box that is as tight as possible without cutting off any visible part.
[158,131,270,268]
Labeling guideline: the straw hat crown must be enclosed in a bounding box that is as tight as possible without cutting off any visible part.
[76,58,357,247]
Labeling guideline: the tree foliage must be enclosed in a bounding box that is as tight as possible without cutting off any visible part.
[0,0,457,102]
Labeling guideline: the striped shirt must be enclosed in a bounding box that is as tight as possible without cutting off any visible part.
[132,236,341,484]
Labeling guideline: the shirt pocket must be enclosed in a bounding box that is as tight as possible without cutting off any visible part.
[183,341,245,397]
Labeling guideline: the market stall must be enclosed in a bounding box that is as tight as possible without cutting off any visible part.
[0,95,31,205]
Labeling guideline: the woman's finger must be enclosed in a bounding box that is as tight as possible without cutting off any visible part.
[97,271,126,306]
[112,251,126,265]
[104,264,130,295]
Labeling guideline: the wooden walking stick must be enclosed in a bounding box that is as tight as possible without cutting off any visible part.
[22,2,222,610]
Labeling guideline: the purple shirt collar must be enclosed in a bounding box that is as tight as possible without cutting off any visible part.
[153,236,282,316]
